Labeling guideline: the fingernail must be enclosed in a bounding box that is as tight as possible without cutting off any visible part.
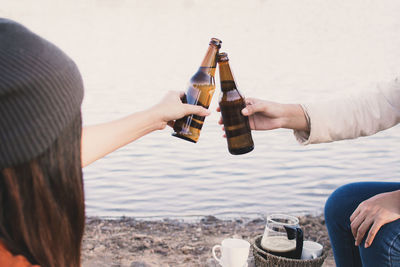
[242,108,248,115]
[365,242,370,248]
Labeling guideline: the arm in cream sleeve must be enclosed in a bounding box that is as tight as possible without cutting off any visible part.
[294,78,400,145]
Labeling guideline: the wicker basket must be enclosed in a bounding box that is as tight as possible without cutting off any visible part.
[252,235,327,267]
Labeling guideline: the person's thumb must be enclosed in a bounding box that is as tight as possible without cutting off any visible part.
[242,102,264,116]
[184,104,211,116]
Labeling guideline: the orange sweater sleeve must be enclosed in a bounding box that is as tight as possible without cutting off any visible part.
[0,241,40,267]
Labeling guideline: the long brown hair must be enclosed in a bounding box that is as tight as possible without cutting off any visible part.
[0,114,84,267]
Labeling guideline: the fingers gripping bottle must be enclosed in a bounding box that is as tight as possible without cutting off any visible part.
[217,52,254,155]
[172,38,222,143]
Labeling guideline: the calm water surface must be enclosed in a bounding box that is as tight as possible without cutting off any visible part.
[2,0,400,219]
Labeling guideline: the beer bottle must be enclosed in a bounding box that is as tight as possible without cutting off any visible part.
[172,38,222,143]
[218,52,254,155]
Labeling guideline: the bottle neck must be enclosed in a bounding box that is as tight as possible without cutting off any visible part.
[199,44,219,77]
[218,60,237,92]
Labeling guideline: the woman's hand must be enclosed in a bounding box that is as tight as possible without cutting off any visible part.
[152,90,210,130]
[217,97,309,134]
[82,90,210,167]
[350,190,400,248]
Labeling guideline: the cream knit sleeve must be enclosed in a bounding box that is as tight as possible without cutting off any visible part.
[294,77,400,145]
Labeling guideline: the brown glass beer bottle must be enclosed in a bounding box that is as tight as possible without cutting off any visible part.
[218,52,254,155]
[172,38,222,143]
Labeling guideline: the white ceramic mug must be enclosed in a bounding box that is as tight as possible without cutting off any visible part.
[212,238,250,267]
[301,240,323,260]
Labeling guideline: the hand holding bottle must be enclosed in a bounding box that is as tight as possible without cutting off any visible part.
[217,98,309,133]
[153,90,211,130]
[81,90,210,166]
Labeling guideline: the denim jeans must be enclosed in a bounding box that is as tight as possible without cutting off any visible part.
[325,182,400,267]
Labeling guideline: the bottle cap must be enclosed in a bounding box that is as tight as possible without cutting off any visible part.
[217,52,229,62]
[210,38,222,48]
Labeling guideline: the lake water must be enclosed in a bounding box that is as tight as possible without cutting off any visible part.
[2,0,400,220]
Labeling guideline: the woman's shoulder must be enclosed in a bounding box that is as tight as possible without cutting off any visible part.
[0,241,40,267]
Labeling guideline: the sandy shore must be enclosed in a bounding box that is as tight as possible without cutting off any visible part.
[82,215,335,267]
